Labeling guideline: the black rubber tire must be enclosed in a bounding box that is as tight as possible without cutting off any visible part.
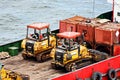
[107,69,117,80]
[91,72,102,80]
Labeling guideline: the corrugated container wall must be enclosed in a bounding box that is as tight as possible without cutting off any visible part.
[59,16,86,32]
[95,23,120,45]
[77,18,108,43]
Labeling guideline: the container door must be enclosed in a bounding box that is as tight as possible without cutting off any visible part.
[66,23,77,32]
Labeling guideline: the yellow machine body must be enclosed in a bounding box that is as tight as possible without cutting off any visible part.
[64,45,92,65]
[21,35,56,56]
[0,65,29,80]
[21,22,57,62]
[51,45,92,66]
[50,32,108,71]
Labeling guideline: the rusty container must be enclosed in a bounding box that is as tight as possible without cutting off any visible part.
[59,15,86,32]
[77,18,107,43]
[60,20,78,32]
[59,20,67,32]
[95,23,120,46]
[77,22,95,43]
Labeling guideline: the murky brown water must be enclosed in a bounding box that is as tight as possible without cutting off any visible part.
[0,0,112,45]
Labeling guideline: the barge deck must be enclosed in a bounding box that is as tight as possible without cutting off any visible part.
[0,53,64,80]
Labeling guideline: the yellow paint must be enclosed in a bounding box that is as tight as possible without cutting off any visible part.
[0,66,26,80]
[50,48,56,59]
[21,39,27,49]
[21,35,56,57]
[52,44,92,66]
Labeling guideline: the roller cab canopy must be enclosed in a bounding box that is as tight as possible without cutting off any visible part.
[57,32,81,39]
[27,22,50,30]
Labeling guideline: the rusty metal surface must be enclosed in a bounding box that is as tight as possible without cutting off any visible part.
[95,23,120,45]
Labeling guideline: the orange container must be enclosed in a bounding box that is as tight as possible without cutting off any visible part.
[59,20,67,32]
[95,23,120,45]
[59,16,86,32]
[113,44,120,56]
[77,18,104,42]
[60,20,77,32]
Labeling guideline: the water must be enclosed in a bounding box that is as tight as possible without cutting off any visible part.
[0,0,112,45]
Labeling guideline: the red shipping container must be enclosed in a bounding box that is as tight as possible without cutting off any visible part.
[77,18,104,42]
[95,23,120,45]
[66,21,78,32]
[59,20,67,32]
[59,16,86,33]
[113,44,120,56]
[60,20,78,32]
